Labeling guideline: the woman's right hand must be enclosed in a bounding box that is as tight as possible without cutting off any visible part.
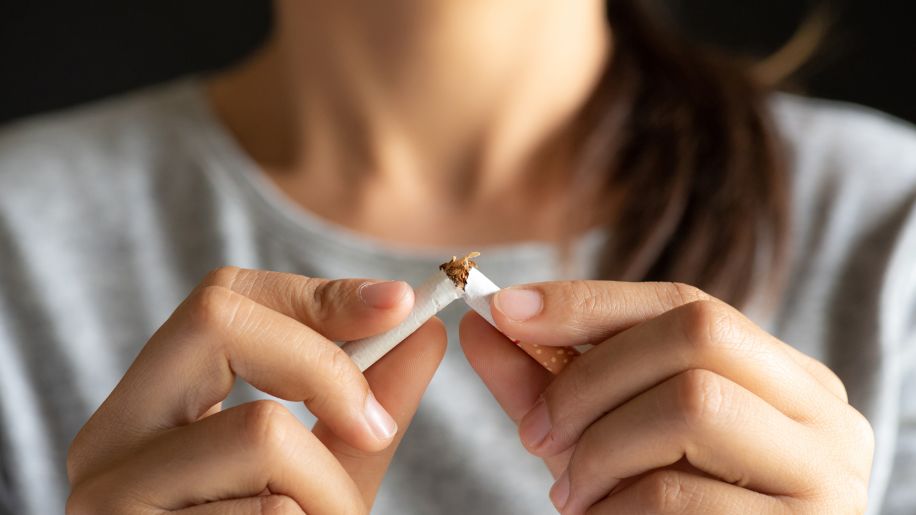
[66,267,446,515]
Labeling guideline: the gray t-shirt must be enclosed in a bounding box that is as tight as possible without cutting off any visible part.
[0,78,914,514]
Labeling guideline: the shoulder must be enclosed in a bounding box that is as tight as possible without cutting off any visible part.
[0,79,211,238]
[0,78,205,203]
[0,78,222,279]
[769,95,916,351]
[0,77,204,150]
[771,94,916,240]
[772,94,916,199]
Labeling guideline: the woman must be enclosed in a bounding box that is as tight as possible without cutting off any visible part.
[0,0,913,513]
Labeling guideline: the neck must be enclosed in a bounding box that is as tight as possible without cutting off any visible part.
[209,0,610,244]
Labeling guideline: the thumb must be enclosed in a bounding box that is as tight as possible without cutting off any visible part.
[312,318,447,508]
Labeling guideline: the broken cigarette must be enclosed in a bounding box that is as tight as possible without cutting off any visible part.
[340,252,580,374]
[462,266,581,374]
[341,267,464,371]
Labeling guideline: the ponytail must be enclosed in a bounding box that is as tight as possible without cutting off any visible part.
[575,0,790,306]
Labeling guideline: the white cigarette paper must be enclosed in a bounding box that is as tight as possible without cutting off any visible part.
[341,270,463,372]
[463,268,580,374]
[463,268,500,325]
[341,252,579,374]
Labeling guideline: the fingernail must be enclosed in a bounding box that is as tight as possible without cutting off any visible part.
[550,470,570,511]
[359,281,409,309]
[519,397,552,450]
[364,392,398,441]
[494,288,543,322]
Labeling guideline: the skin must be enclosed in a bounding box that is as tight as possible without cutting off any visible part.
[208,0,610,245]
[68,268,447,514]
[461,282,874,513]
[68,0,875,513]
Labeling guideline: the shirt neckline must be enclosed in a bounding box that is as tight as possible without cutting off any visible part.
[178,76,608,270]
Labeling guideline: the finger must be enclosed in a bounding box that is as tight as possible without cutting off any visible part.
[314,318,448,507]
[490,281,710,346]
[521,300,841,456]
[74,286,396,479]
[778,341,849,401]
[173,495,305,515]
[491,280,848,400]
[71,401,364,515]
[559,370,819,514]
[585,470,790,515]
[202,267,415,341]
[459,312,553,424]
[459,312,569,477]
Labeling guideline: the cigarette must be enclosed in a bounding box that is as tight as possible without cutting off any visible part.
[341,268,464,372]
[462,267,580,375]
[341,252,579,374]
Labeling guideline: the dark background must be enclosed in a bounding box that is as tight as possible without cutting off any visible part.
[1,1,913,125]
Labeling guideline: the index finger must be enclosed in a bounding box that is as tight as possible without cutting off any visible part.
[489,280,849,401]
[201,267,415,341]
[73,288,394,475]
[490,281,710,346]
[71,271,415,479]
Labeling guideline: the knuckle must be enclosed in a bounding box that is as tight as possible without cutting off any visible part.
[66,476,115,515]
[571,281,605,313]
[672,369,726,428]
[65,436,83,485]
[563,281,620,339]
[844,477,870,515]
[185,285,241,334]
[326,345,364,389]
[307,279,338,324]
[802,356,849,404]
[832,374,850,403]
[309,345,366,410]
[566,281,611,328]
[822,474,869,515]
[851,409,875,452]
[677,300,734,354]
[637,470,688,513]
[657,282,710,308]
[259,495,303,514]
[566,446,601,493]
[853,486,869,515]
[846,407,876,470]
[548,363,594,428]
[202,265,243,289]
[65,486,91,515]
[64,440,98,493]
[296,342,366,415]
[240,400,294,457]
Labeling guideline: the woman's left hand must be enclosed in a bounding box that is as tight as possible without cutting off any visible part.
[460,281,874,514]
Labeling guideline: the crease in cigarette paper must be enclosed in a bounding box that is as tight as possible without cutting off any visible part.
[342,270,462,371]
[341,252,579,373]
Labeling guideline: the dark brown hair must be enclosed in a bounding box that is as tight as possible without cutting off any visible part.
[573,1,792,307]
